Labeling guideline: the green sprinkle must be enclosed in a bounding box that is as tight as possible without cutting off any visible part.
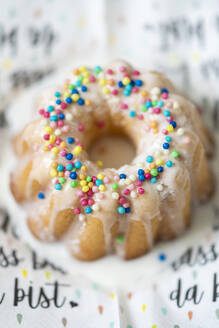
[171,150,179,158]
[68,84,75,90]
[59,177,66,184]
[150,169,158,176]
[86,176,92,182]
[140,104,147,112]
[70,180,78,188]
[152,100,158,107]
[112,183,118,190]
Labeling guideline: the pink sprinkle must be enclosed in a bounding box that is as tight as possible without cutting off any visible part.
[60,103,67,109]
[92,186,98,193]
[50,122,57,128]
[78,124,84,132]
[87,190,93,197]
[114,175,120,182]
[88,198,94,206]
[81,199,88,207]
[103,177,109,184]
[112,89,118,96]
[90,75,96,83]
[123,73,130,78]
[162,129,168,135]
[154,107,161,114]
[62,125,70,133]
[60,149,67,157]
[162,92,168,99]
[92,176,97,183]
[119,196,126,204]
[128,184,135,191]
[39,109,44,115]
[107,68,113,75]
[120,66,126,72]
[77,191,84,198]
[44,112,50,118]
[56,110,61,115]
[136,180,142,187]
[145,125,150,132]
[138,114,144,120]
[123,188,130,195]
[148,108,153,114]
[58,120,64,127]
[145,173,151,179]
[55,179,59,184]
[48,144,53,150]
[133,70,140,76]
[138,187,145,194]
[97,121,105,128]
[74,208,81,215]
[123,202,130,208]
[55,138,62,145]
[166,101,173,108]
[140,98,145,104]
[65,171,70,177]
[121,103,128,110]
[44,134,50,140]
[132,87,138,93]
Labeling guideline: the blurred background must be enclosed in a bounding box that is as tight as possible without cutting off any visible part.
[0,0,218,131]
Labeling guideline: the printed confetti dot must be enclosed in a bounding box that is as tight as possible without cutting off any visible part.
[45,271,51,279]
[16,313,23,324]
[216,309,219,319]
[161,307,167,315]
[142,304,146,312]
[152,325,157,328]
[62,317,67,326]
[188,311,193,320]
[22,269,28,278]
[158,253,166,261]
[98,305,103,314]
[92,283,99,290]
[75,289,81,299]
[109,293,115,299]
[109,322,115,328]
[127,292,132,299]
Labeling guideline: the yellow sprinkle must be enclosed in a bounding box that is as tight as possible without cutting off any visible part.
[83,71,89,77]
[88,182,93,188]
[63,91,70,98]
[44,126,52,134]
[73,68,80,75]
[85,99,91,106]
[83,77,90,84]
[156,158,164,166]
[96,160,103,167]
[63,83,68,90]
[22,269,28,278]
[51,161,58,168]
[82,186,89,193]
[60,141,66,149]
[99,185,106,191]
[50,168,57,177]
[97,173,104,180]
[102,87,110,94]
[122,77,130,85]
[150,121,158,128]
[51,147,59,154]
[167,124,174,132]
[99,79,107,86]
[142,304,146,312]
[72,94,80,102]
[109,293,115,299]
[153,128,159,134]
[149,163,156,169]
[43,146,49,151]
[79,174,85,180]
[81,165,87,172]
[80,180,87,186]
[141,90,148,97]
[73,145,82,155]
[80,66,87,72]
[49,135,56,143]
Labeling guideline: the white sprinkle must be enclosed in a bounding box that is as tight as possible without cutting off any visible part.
[163,149,170,155]
[79,214,85,222]
[112,192,119,200]
[92,204,99,211]
[156,184,164,191]
[138,162,144,168]
[130,191,137,198]
[130,174,136,182]
[54,129,61,136]
[151,87,160,95]
[173,101,180,109]
[125,178,131,185]
[119,180,125,186]
[177,128,184,136]
[151,95,158,101]
[40,119,48,126]
[66,113,73,121]
[50,153,57,159]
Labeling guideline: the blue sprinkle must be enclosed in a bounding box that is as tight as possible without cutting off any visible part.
[135,79,143,86]
[75,161,82,169]
[85,206,92,214]
[38,192,45,199]
[145,101,152,108]
[138,169,144,175]
[66,164,73,171]
[119,173,126,179]
[50,115,58,121]
[139,175,145,181]
[163,142,169,149]
[125,207,131,214]
[75,81,81,87]
[129,110,136,117]
[67,137,75,144]
[157,166,164,173]
[164,110,170,117]
[54,91,61,97]
[123,89,130,96]
[170,121,177,128]
[151,177,157,184]
[118,207,125,214]
[56,99,61,105]
[47,105,54,112]
[57,164,64,172]
[66,153,73,160]
[161,88,169,94]
[146,155,154,163]
[166,160,173,167]
[70,172,77,179]
[157,100,164,107]
[72,89,79,94]
[118,81,123,88]
[77,98,84,106]
[55,184,62,190]
[125,84,132,91]
[165,136,172,142]
[158,253,166,261]
[95,179,103,186]
[81,86,87,92]
[59,113,65,120]
[66,97,72,104]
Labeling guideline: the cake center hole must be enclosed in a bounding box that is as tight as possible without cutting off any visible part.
[88,133,136,169]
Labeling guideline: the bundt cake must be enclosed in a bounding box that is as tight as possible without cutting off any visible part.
[10,60,213,261]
